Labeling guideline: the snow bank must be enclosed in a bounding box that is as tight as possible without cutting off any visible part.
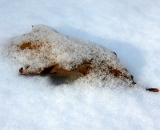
[7,24,134,87]
[1,0,160,130]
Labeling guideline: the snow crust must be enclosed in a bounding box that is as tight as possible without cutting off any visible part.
[8,24,134,87]
[8,24,114,71]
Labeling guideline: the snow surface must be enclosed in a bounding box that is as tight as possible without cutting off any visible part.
[0,0,160,130]
[7,24,134,87]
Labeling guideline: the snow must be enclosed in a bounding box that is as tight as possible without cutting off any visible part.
[7,24,134,87]
[0,0,160,130]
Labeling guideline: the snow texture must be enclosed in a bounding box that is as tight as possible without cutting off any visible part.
[0,0,160,130]
[7,24,134,87]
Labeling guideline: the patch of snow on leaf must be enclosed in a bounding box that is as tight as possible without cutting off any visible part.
[7,24,135,87]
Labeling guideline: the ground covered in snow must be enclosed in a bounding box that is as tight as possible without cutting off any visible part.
[0,0,160,130]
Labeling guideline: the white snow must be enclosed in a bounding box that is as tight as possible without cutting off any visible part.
[7,24,134,87]
[0,0,160,130]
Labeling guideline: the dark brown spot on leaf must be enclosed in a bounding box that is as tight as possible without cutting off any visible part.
[20,42,42,50]
[146,88,159,92]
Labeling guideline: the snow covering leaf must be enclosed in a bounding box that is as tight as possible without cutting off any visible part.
[7,24,141,87]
